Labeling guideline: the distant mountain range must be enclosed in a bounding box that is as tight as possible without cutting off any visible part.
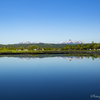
[19,39,86,44]
[19,41,40,44]
[59,39,86,44]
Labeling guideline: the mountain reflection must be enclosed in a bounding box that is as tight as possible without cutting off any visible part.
[21,57,40,60]
[0,54,99,61]
[59,57,83,61]
[19,56,83,61]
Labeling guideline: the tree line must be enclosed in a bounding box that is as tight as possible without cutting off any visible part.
[0,42,100,51]
[61,42,100,50]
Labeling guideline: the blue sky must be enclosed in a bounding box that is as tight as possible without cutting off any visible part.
[0,0,100,44]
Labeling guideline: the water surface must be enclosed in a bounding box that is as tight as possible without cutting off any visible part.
[0,54,100,100]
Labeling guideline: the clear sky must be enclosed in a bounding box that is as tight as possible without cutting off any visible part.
[0,0,100,44]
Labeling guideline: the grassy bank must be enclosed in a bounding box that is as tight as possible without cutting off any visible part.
[0,50,100,55]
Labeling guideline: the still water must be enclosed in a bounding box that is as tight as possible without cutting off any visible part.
[0,54,100,100]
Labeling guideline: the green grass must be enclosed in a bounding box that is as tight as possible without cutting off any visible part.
[0,49,100,54]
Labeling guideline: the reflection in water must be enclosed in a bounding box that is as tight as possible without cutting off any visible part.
[0,54,100,61]
[60,57,83,61]
[21,57,40,60]
[20,56,83,61]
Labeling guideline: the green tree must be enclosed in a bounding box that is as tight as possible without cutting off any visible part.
[76,45,81,50]
[28,45,38,50]
[20,47,24,50]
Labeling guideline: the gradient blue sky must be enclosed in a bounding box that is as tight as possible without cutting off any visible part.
[0,0,100,44]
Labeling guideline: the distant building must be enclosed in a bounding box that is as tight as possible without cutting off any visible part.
[42,48,44,50]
